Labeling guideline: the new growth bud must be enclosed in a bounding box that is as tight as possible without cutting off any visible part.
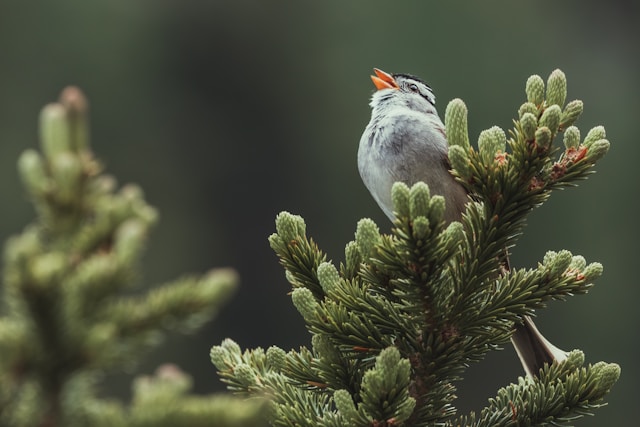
[50,152,83,205]
[445,98,470,149]
[333,389,358,419]
[582,262,604,281]
[266,346,287,371]
[355,218,381,260]
[534,127,552,149]
[317,262,340,294]
[563,126,581,150]
[583,126,606,147]
[518,102,538,118]
[391,182,411,219]
[291,287,319,321]
[586,139,610,162]
[526,75,545,105]
[18,150,49,196]
[560,100,583,129]
[539,105,562,136]
[39,103,71,160]
[59,86,90,151]
[344,241,362,278]
[546,69,567,107]
[275,211,307,242]
[448,145,471,178]
[478,126,507,165]
[520,113,538,141]
[409,182,431,218]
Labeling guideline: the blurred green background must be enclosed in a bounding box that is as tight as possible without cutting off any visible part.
[0,1,637,425]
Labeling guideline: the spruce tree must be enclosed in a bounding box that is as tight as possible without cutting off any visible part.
[211,69,619,426]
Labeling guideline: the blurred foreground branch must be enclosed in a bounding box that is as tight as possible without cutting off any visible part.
[0,88,266,427]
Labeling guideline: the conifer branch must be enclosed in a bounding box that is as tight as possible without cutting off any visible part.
[0,87,265,426]
[213,70,620,426]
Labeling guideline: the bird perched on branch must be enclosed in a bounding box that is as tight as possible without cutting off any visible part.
[358,67,567,377]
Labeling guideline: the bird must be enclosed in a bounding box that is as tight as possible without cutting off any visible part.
[358,67,567,377]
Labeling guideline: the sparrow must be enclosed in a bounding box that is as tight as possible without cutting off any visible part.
[358,67,567,377]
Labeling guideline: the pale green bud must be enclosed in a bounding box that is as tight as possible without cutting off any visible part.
[59,86,90,152]
[285,270,298,286]
[391,182,410,219]
[411,216,430,240]
[333,389,358,420]
[201,268,238,299]
[18,150,50,196]
[444,221,464,245]
[4,229,41,270]
[429,195,446,224]
[563,126,581,150]
[597,363,621,391]
[234,363,256,387]
[546,69,567,107]
[583,126,606,147]
[518,102,538,118]
[586,139,610,162]
[344,241,361,277]
[560,100,583,129]
[50,152,83,205]
[267,233,280,251]
[376,347,409,381]
[355,218,381,259]
[114,219,147,262]
[569,255,586,271]
[526,75,545,105]
[220,338,242,355]
[539,105,562,136]
[535,126,552,149]
[275,211,306,242]
[444,98,470,149]
[93,175,117,195]
[31,252,67,288]
[291,287,318,321]
[312,334,336,360]
[409,182,430,218]
[478,126,506,164]
[563,350,585,371]
[582,262,603,281]
[549,250,572,276]
[317,261,340,294]
[120,183,144,203]
[136,204,159,228]
[448,145,471,178]
[542,250,557,267]
[520,112,538,141]
[266,346,287,371]
[40,103,72,160]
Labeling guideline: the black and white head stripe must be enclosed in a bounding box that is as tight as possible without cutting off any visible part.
[392,73,436,105]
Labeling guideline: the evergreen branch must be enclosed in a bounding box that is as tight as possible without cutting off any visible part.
[269,212,328,299]
[215,69,619,427]
[461,250,601,337]
[449,351,620,427]
[0,87,263,426]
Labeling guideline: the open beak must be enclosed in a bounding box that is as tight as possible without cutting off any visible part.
[371,68,399,91]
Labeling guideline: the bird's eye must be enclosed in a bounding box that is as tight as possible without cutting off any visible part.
[408,83,419,92]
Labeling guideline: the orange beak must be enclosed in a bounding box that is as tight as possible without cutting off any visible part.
[370,68,399,90]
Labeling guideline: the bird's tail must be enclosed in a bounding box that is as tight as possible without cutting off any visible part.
[511,315,568,377]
